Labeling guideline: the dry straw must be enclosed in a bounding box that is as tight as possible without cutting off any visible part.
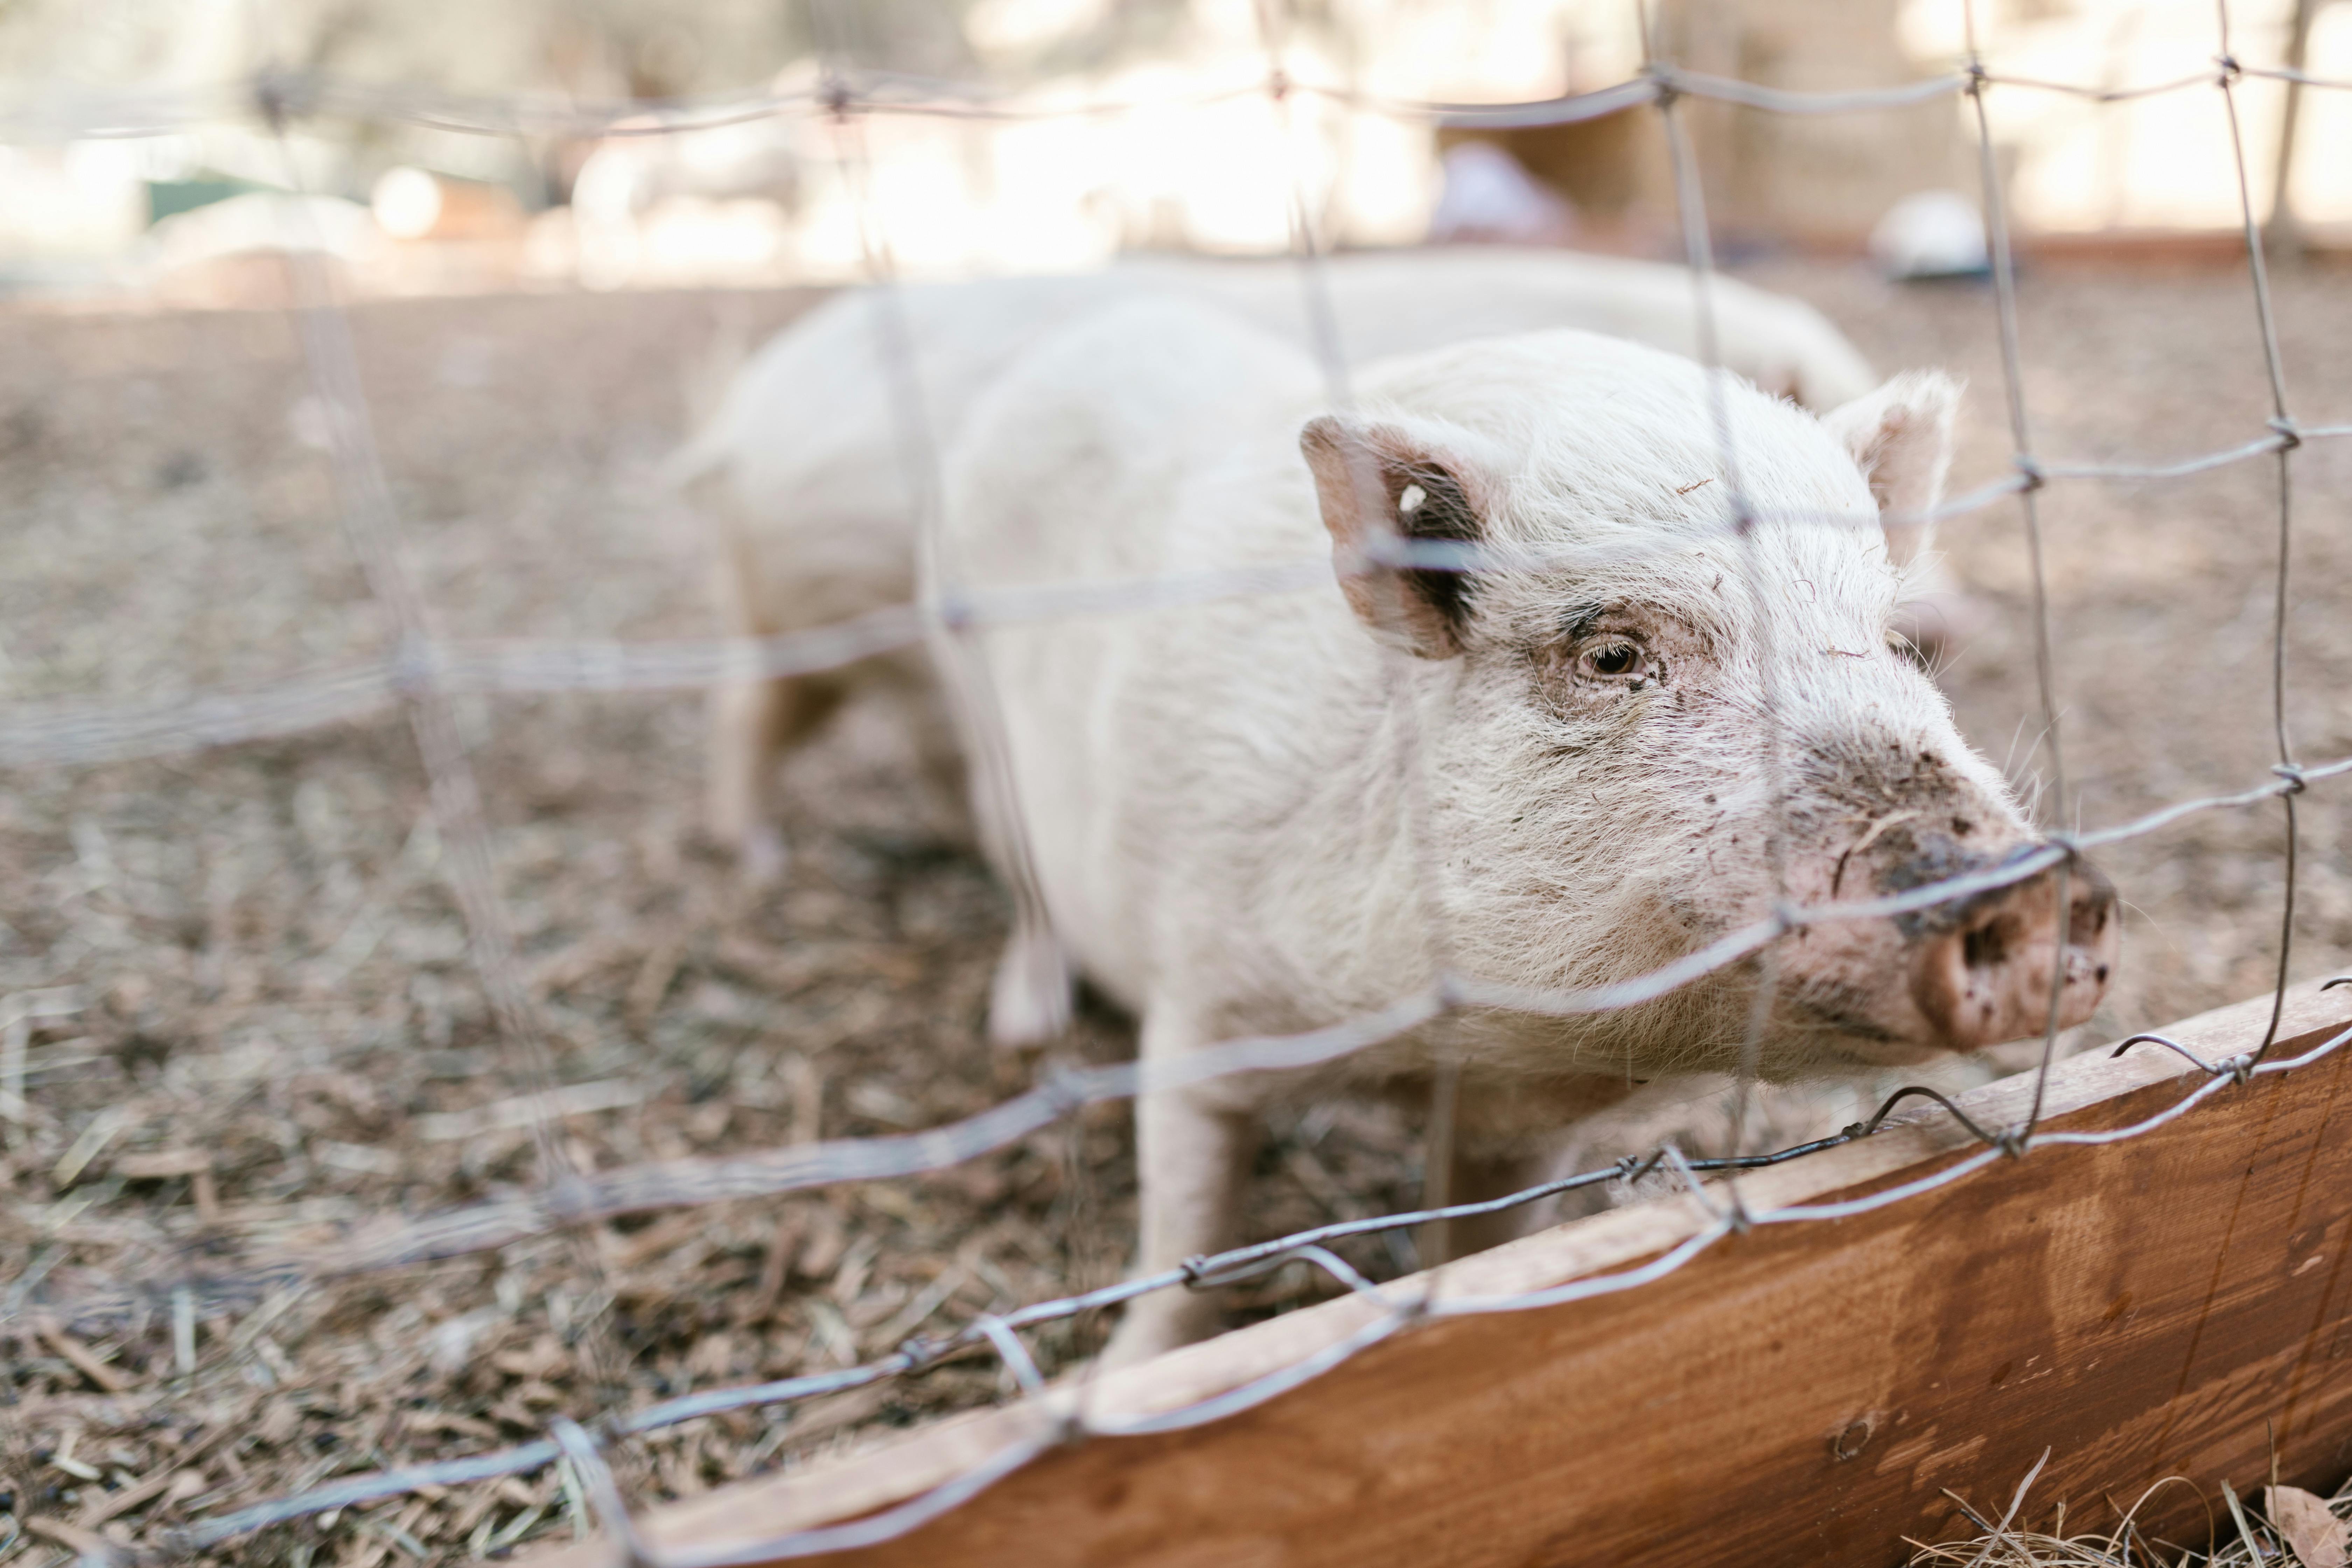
[1910,1456,2352,1568]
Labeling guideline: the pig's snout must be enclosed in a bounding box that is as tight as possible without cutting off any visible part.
[1907,860,2118,1051]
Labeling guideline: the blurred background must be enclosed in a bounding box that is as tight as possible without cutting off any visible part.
[0,0,2343,301]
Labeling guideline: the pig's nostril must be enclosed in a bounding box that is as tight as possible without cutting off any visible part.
[1911,869,2119,1053]
[1961,914,2015,971]
[2069,892,2114,946]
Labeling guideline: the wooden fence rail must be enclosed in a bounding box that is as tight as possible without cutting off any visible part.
[531,979,2352,1568]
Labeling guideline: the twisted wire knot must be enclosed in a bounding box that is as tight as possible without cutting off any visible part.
[388,632,439,698]
[900,1333,960,1371]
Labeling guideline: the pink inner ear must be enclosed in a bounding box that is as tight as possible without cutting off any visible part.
[1822,375,1958,575]
[1871,408,1950,519]
[1298,416,1492,660]
[1856,414,1908,510]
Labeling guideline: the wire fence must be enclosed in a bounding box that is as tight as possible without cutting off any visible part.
[4,2,2350,1562]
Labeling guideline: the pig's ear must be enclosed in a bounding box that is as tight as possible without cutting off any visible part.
[1299,414,1499,659]
[1821,370,1960,569]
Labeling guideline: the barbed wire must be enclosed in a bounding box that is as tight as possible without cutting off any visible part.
[14,732,2347,1317]
[158,1003,2352,1556]
[2,3,2342,1562]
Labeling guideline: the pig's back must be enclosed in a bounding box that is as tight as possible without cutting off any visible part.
[943,299,1353,1010]
[945,298,1327,587]
[689,273,1154,629]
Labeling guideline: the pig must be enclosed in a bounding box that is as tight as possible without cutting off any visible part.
[935,298,2117,1364]
[672,248,1951,894]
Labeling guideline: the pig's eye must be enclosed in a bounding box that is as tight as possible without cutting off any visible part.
[1584,641,1642,678]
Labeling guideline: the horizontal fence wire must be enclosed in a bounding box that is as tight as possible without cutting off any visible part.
[10,412,2352,769]
[2,49,2346,142]
[2,10,2344,1564]
[160,1008,2352,1556]
[21,737,2352,1323]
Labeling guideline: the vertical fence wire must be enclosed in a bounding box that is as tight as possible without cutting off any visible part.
[2214,1,2306,1062]
[1960,5,2078,1143]
[1249,0,1476,1258]
[803,0,1133,1371]
[1645,10,1785,1194]
[806,3,1072,1064]
[255,91,624,1387]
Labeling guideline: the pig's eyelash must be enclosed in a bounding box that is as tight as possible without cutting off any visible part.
[1569,632,1660,686]
[1560,602,1608,639]
[1531,605,1673,688]
[1522,631,1664,709]
[1586,640,1641,677]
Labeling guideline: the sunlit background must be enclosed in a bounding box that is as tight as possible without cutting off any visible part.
[0,0,2340,301]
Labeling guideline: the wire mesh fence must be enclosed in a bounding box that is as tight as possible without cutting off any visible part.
[5,1,2352,1563]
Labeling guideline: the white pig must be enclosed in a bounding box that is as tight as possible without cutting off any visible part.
[938,299,2116,1363]
[674,248,1928,892]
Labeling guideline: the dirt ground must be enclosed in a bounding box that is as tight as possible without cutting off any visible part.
[4,251,2351,1566]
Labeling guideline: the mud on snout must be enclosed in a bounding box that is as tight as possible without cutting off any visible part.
[1776,838,2120,1067]
[1900,855,2119,1052]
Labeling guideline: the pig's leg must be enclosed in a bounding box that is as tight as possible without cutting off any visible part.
[966,734,1072,1046]
[1101,1052,1261,1367]
[706,674,842,882]
[987,914,1072,1046]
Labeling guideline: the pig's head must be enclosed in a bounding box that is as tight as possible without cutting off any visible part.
[1299,330,2116,1077]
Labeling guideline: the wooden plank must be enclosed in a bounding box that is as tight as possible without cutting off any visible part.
[531,980,2352,1568]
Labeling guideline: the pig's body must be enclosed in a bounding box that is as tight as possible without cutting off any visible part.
[679,249,1890,879]
[941,300,2114,1362]
[681,251,1878,561]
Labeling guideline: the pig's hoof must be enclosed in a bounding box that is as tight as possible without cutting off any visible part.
[987,927,1072,1048]
[737,825,789,886]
